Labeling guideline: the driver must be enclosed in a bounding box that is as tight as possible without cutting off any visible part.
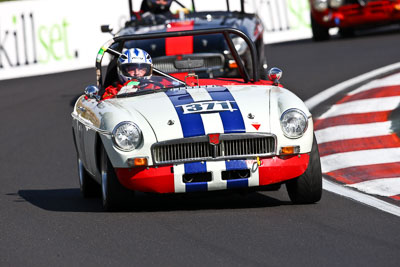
[140,0,173,15]
[102,48,153,100]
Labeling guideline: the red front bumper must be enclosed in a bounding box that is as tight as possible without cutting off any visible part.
[115,154,310,193]
[312,1,400,28]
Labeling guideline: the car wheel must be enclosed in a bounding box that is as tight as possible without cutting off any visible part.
[286,135,322,204]
[78,158,100,198]
[339,27,355,38]
[100,146,134,211]
[311,14,330,41]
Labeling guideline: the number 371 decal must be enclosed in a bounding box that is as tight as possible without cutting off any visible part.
[178,100,237,114]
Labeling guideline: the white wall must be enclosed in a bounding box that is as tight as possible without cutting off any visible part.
[0,0,129,80]
[0,0,311,81]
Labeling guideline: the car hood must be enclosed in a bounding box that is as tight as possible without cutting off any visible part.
[106,85,272,142]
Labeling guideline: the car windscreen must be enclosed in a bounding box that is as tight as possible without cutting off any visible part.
[116,76,182,98]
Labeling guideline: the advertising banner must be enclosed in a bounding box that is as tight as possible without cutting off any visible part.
[0,0,129,80]
[0,0,311,81]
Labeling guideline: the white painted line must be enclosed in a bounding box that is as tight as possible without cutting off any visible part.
[318,96,400,119]
[306,64,400,216]
[349,72,400,95]
[346,178,400,197]
[323,178,400,217]
[305,62,400,110]
[315,121,392,144]
[321,147,400,173]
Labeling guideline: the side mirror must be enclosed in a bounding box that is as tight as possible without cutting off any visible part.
[268,67,282,86]
[84,85,100,101]
[101,24,113,33]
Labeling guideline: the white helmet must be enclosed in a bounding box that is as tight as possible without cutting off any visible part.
[117,48,153,83]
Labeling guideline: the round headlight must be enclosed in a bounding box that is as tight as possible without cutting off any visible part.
[280,109,308,139]
[232,37,248,56]
[112,122,142,151]
[313,0,329,12]
[329,0,344,8]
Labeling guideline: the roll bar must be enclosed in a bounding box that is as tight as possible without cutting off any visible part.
[128,0,246,19]
[95,27,259,88]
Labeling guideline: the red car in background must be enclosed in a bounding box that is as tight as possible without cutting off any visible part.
[309,0,400,40]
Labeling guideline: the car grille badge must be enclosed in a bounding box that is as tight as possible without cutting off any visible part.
[208,133,220,145]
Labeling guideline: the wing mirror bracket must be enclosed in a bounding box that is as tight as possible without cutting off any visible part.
[268,67,283,86]
[84,85,100,101]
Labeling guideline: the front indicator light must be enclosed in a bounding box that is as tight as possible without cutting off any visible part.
[127,157,148,167]
[280,146,300,155]
[228,60,238,68]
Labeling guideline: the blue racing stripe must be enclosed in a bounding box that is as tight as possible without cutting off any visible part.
[227,178,249,189]
[165,90,205,137]
[184,162,207,174]
[207,87,245,133]
[184,162,208,192]
[186,182,208,192]
[225,160,247,170]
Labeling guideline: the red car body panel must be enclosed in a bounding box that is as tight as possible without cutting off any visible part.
[311,0,400,28]
[115,154,310,193]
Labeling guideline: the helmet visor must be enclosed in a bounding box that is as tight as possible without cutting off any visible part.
[121,63,152,78]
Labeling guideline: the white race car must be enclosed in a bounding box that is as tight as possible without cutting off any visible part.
[71,28,322,211]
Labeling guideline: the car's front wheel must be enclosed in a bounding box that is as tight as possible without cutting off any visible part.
[100,146,135,211]
[339,27,355,38]
[286,135,322,204]
[78,158,100,198]
[311,14,330,41]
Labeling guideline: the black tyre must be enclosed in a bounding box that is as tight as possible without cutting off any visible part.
[339,27,355,38]
[78,158,100,198]
[311,14,330,41]
[286,135,322,204]
[100,146,135,211]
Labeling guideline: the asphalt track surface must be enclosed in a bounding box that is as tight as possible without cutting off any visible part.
[1,28,400,266]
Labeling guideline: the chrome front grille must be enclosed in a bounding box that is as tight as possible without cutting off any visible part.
[152,134,276,164]
[223,138,274,157]
[153,53,224,73]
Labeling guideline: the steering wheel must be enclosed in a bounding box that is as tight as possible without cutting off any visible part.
[138,80,165,90]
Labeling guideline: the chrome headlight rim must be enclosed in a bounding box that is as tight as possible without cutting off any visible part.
[329,0,344,9]
[112,121,142,152]
[232,37,248,56]
[280,108,309,139]
[313,0,329,12]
